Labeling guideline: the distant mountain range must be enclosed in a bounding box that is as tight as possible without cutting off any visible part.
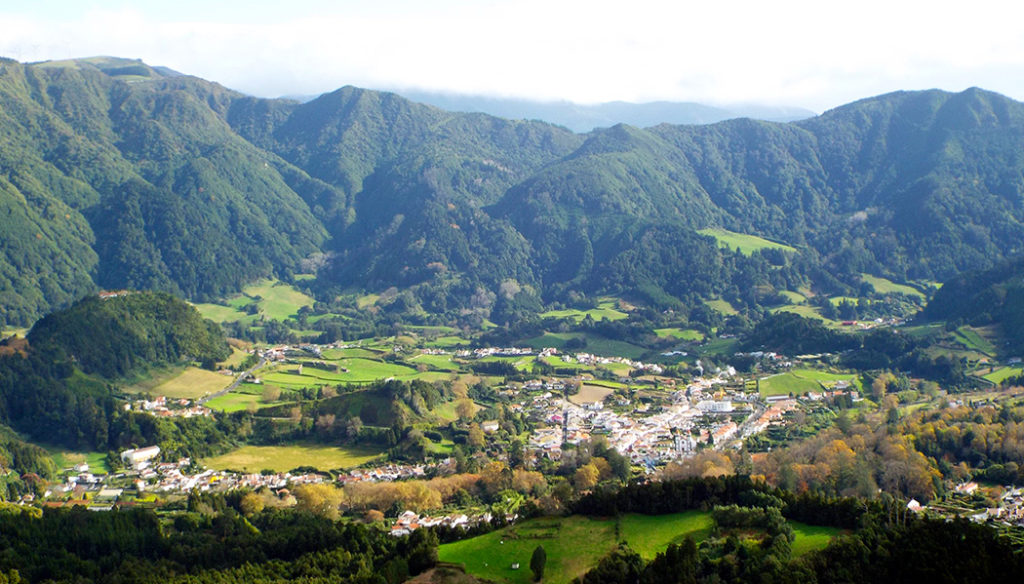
[2,56,1024,327]
[380,91,816,132]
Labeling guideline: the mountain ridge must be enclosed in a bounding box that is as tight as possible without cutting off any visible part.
[2,57,1024,327]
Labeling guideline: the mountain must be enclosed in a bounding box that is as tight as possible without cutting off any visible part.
[390,90,816,132]
[3,57,1024,326]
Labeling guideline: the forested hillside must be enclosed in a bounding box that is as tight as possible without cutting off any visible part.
[3,57,1024,326]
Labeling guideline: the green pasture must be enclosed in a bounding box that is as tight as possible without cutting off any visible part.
[760,368,860,397]
[204,444,382,473]
[953,326,997,356]
[322,347,379,359]
[790,521,842,556]
[196,279,314,323]
[860,274,925,299]
[705,299,739,316]
[654,328,704,341]
[619,511,714,559]
[261,358,418,388]
[47,447,110,474]
[540,301,628,322]
[439,512,713,584]
[698,228,796,256]
[770,304,828,322]
[983,366,1024,384]
[149,367,234,399]
[410,353,459,371]
[778,290,806,304]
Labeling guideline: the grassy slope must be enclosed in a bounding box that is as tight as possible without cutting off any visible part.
[760,368,861,397]
[204,444,381,472]
[698,228,796,256]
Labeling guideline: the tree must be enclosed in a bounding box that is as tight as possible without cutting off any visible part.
[261,384,282,403]
[530,545,547,581]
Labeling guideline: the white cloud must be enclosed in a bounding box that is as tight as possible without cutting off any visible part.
[2,0,1024,110]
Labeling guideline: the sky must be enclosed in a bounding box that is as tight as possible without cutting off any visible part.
[2,0,1024,112]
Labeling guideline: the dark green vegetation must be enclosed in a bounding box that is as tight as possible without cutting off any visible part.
[28,292,230,376]
[923,255,1024,354]
[3,56,1024,332]
[0,504,437,583]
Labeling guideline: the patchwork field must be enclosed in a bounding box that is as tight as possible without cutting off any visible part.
[204,444,382,472]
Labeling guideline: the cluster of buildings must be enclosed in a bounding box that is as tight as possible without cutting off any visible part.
[522,375,773,468]
[128,396,212,418]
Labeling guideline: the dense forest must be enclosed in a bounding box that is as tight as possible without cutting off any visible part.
[3,58,1024,326]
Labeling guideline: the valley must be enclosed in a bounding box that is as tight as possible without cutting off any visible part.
[2,56,1024,583]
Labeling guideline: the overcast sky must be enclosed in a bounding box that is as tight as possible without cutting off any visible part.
[3,0,1024,112]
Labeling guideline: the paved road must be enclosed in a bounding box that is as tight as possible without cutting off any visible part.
[199,355,267,405]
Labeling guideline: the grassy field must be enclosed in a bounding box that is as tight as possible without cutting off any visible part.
[204,391,282,413]
[770,304,829,322]
[540,302,628,323]
[790,521,842,556]
[261,358,418,388]
[619,511,714,559]
[953,326,998,356]
[760,368,860,397]
[654,328,704,341]
[195,279,315,323]
[219,347,251,368]
[860,274,925,299]
[705,299,739,316]
[779,290,807,304]
[204,444,382,472]
[698,228,796,256]
[146,367,234,399]
[698,337,740,356]
[47,447,110,474]
[568,384,615,405]
[439,512,713,584]
[410,353,459,371]
[321,347,380,359]
[984,366,1024,384]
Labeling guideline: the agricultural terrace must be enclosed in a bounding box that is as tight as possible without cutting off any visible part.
[698,228,796,256]
[204,444,382,473]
